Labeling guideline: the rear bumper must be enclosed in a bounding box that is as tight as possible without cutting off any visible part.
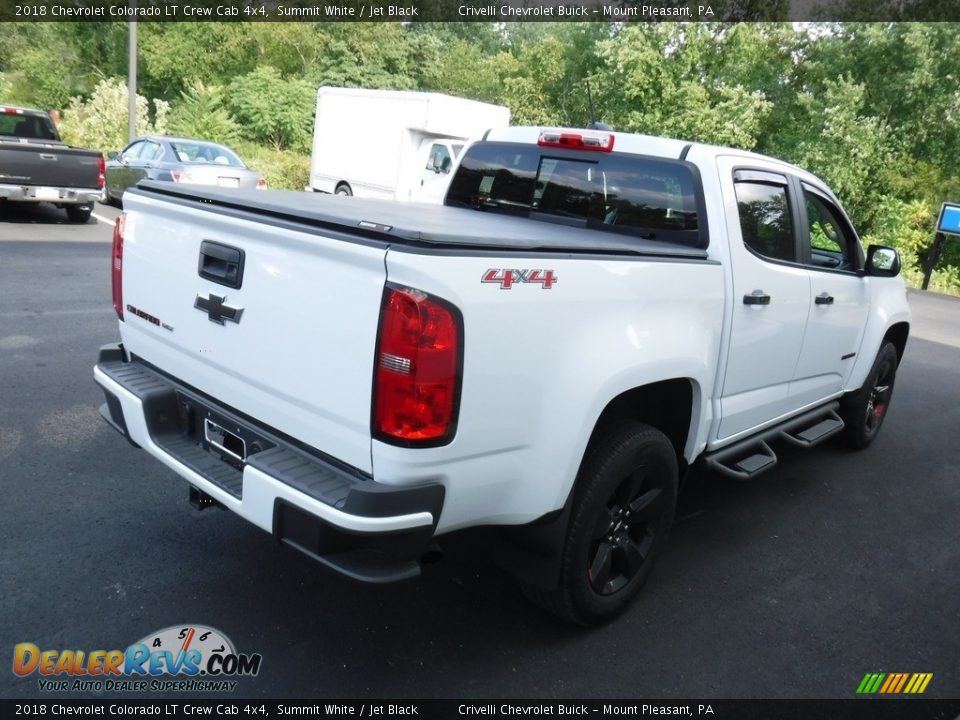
[0,183,100,204]
[93,344,444,583]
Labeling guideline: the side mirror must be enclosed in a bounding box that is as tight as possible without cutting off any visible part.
[107,151,119,161]
[865,244,901,277]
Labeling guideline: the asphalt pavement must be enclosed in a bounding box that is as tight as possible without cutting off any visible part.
[0,201,957,700]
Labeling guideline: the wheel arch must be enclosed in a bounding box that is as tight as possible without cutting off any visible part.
[883,321,910,365]
[492,378,696,591]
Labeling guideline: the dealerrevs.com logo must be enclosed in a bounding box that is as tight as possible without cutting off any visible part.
[13,625,262,693]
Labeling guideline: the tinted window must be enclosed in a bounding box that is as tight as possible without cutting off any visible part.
[803,189,857,271]
[0,113,57,140]
[734,182,795,262]
[446,142,703,247]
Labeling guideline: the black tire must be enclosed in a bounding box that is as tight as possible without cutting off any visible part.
[334,183,353,197]
[65,205,92,223]
[839,342,898,450]
[522,422,678,626]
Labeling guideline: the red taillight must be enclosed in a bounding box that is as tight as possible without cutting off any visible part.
[373,286,462,445]
[256,177,268,190]
[97,155,105,188]
[2,107,23,115]
[112,213,126,321]
[537,129,615,152]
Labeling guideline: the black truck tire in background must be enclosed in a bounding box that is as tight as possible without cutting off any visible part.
[65,205,92,223]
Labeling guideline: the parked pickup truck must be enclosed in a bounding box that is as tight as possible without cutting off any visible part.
[0,105,104,222]
[94,126,910,625]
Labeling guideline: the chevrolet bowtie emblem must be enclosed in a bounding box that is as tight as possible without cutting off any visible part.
[194,293,244,325]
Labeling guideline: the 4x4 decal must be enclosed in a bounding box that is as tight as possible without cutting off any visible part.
[482,268,558,289]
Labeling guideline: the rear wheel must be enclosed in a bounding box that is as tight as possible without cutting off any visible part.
[65,205,92,223]
[840,342,898,450]
[522,422,678,626]
[335,183,353,197]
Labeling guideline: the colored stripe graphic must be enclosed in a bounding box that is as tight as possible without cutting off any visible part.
[857,673,932,694]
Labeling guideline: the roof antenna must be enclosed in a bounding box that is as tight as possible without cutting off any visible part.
[585,80,613,132]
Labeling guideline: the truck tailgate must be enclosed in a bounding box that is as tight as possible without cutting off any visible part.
[118,190,387,474]
[0,141,101,188]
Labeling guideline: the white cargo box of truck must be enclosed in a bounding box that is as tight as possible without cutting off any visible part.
[309,87,510,203]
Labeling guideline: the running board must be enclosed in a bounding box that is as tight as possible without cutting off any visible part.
[705,402,844,481]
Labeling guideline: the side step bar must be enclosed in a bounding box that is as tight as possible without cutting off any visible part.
[705,402,844,481]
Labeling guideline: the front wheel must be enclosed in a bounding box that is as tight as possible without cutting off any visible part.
[840,342,899,450]
[522,422,678,626]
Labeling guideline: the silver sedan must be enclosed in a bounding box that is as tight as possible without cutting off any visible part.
[103,136,266,206]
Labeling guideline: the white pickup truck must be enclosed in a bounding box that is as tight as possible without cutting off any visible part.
[95,126,911,625]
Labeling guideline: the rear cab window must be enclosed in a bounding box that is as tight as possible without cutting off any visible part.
[0,112,58,141]
[446,141,707,249]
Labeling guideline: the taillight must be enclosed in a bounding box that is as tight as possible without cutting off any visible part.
[256,177,268,190]
[170,170,183,183]
[537,129,615,152]
[373,285,462,446]
[112,213,126,321]
[97,155,105,188]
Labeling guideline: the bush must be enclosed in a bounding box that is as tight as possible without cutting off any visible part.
[58,77,168,154]
[167,81,241,145]
[227,66,314,152]
[233,141,310,191]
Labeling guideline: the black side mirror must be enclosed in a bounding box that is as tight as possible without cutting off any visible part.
[865,244,901,277]
[107,151,119,161]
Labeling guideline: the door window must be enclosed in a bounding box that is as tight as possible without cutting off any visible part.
[802,187,858,271]
[426,144,453,174]
[734,181,796,262]
[121,141,144,161]
[139,141,164,162]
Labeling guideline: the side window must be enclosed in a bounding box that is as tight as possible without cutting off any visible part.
[141,142,164,162]
[426,144,452,174]
[734,181,795,262]
[802,188,857,271]
[121,141,144,161]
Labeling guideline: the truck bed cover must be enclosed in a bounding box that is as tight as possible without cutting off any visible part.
[132,180,708,259]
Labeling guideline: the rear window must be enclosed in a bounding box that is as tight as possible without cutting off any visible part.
[446,141,705,248]
[0,113,58,141]
[170,141,244,168]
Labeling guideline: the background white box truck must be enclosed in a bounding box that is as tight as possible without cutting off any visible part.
[309,87,510,203]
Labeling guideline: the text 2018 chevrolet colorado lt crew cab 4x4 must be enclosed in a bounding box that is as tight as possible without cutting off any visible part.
[95,126,910,625]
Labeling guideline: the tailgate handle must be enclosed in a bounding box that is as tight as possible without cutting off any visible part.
[198,241,245,289]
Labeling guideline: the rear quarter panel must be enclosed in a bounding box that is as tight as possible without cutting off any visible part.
[375,249,725,533]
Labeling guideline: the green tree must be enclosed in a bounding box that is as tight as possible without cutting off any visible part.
[227,66,314,151]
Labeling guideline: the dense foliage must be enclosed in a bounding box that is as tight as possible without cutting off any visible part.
[2,21,958,292]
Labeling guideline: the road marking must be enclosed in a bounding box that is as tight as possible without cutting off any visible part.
[92,211,116,225]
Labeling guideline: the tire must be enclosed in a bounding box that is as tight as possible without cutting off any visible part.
[334,183,353,197]
[65,205,92,223]
[522,422,679,626]
[839,342,898,450]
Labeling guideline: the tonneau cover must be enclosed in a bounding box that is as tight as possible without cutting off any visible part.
[132,180,708,259]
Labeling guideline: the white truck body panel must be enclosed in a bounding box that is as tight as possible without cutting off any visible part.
[118,192,387,473]
[309,87,510,202]
[96,125,912,599]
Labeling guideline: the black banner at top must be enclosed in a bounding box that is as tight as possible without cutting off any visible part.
[1,0,959,22]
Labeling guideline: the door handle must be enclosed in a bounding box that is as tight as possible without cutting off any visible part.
[743,290,771,306]
[815,293,835,305]
[198,240,245,289]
